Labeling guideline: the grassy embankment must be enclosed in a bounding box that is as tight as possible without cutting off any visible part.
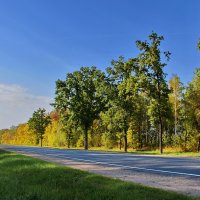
[0,149,199,200]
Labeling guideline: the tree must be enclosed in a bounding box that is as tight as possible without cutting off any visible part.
[185,69,200,151]
[100,107,121,149]
[106,57,139,152]
[54,67,108,150]
[197,39,200,50]
[130,92,149,149]
[178,93,192,151]
[169,74,183,135]
[60,111,77,149]
[136,32,171,154]
[28,108,51,147]
[13,124,36,145]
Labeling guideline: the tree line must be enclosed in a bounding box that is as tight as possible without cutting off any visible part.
[0,33,200,154]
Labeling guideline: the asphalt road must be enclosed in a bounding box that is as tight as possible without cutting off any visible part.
[1,144,200,177]
[1,144,200,196]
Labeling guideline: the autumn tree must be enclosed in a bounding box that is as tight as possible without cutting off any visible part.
[0,130,14,144]
[53,67,108,150]
[136,32,171,154]
[169,74,183,135]
[185,69,200,151]
[43,111,64,147]
[28,108,51,147]
[13,124,36,145]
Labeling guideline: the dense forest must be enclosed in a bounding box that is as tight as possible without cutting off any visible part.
[1,33,200,154]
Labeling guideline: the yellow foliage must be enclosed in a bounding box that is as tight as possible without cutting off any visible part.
[1,131,14,144]
[13,124,36,145]
[43,120,66,147]
[1,124,36,145]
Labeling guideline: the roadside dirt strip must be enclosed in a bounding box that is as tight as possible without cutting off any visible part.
[1,147,200,197]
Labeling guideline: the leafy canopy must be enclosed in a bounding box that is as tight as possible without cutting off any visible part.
[54,66,108,130]
[28,108,51,144]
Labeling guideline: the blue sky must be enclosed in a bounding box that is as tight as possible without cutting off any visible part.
[0,0,200,128]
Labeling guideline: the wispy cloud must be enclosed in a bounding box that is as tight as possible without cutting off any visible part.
[0,84,52,129]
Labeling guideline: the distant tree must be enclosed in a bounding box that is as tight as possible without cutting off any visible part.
[178,93,191,151]
[53,67,108,150]
[60,111,77,149]
[185,69,200,151]
[136,32,171,154]
[0,129,14,144]
[130,92,149,149]
[101,104,127,150]
[197,39,200,50]
[13,124,36,145]
[169,74,183,135]
[28,108,51,147]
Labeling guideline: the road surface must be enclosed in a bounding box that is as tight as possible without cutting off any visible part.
[0,144,200,196]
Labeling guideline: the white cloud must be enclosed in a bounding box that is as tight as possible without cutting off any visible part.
[0,84,53,129]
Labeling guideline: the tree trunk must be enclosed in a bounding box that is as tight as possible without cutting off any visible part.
[119,137,122,150]
[184,127,188,152]
[138,126,141,149]
[123,118,128,152]
[124,133,127,152]
[40,137,43,147]
[84,126,88,150]
[197,135,200,152]
[138,125,143,149]
[67,132,71,149]
[145,122,148,147]
[124,126,128,152]
[159,117,163,154]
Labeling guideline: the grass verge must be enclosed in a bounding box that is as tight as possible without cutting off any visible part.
[45,146,200,157]
[0,149,199,200]
[76,147,200,157]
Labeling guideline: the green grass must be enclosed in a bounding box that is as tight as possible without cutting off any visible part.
[46,146,200,157]
[0,150,199,200]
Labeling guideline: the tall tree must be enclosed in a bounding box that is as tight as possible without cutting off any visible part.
[106,57,139,152]
[136,32,170,154]
[185,69,200,151]
[169,74,183,135]
[28,108,51,147]
[53,66,107,150]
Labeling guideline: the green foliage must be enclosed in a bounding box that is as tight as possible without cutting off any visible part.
[136,32,171,153]
[169,74,184,135]
[28,108,51,147]
[105,57,139,151]
[54,66,108,150]
[184,69,200,151]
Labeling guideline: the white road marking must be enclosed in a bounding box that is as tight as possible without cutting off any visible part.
[2,146,200,178]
